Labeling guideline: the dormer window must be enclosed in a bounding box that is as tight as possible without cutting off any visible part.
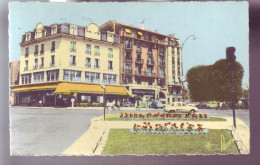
[51,26,57,35]
[71,26,77,35]
[26,34,30,41]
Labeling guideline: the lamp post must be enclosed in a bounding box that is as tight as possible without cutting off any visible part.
[101,84,106,121]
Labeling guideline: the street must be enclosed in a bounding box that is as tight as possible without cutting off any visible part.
[9,107,249,155]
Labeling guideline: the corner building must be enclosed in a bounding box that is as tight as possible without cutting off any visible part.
[12,22,130,106]
[100,21,184,105]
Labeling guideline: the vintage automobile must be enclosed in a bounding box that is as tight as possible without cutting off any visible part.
[150,100,164,109]
[164,102,198,113]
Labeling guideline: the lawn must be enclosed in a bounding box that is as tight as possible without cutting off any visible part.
[101,129,239,155]
[105,113,226,121]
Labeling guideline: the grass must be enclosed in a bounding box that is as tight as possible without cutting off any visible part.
[101,129,239,155]
[105,113,226,121]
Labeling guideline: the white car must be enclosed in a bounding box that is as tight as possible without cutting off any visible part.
[164,102,198,113]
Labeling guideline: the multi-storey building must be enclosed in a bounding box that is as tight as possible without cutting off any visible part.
[9,61,20,105]
[11,22,130,106]
[100,21,184,104]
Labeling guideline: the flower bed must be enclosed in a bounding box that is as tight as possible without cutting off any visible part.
[119,112,208,120]
[130,122,208,134]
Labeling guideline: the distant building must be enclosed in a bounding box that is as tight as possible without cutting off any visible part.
[9,61,20,105]
[100,20,184,104]
[11,22,129,106]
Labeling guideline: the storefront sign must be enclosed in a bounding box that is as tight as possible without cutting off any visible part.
[132,89,155,95]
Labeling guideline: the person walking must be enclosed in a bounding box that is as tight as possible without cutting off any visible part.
[117,100,121,110]
[136,100,140,110]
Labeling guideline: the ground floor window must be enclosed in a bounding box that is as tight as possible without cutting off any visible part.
[21,73,31,84]
[47,69,59,81]
[85,72,100,83]
[103,74,116,84]
[125,76,132,84]
[63,69,81,81]
[33,72,44,83]
[81,95,91,103]
[21,96,31,104]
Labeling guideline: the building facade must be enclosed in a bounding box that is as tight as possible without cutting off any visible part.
[9,61,20,105]
[12,22,130,107]
[100,21,184,105]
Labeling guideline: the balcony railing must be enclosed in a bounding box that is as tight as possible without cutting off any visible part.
[136,48,142,52]
[25,53,29,58]
[124,69,132,74]
[33,65,38,69]
[135,58,144,64]
[39,64,44,68]
[51,48,55,52]
[159,62,165,67]
[34,51,38,56]
[40,50,44,54]
[50,63,55,67]
[24,67,28,71]
[85,64,91,68]
[147,60,154,65]
[125,57,132,61]
[135,71,156,77]
[70,63,76,66]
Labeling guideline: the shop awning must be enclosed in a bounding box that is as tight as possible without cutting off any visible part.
[137,32,143,36]
[55,83,131,96]
[12,84,58,92]
[125,29,131,33]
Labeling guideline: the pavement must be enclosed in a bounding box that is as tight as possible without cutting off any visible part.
[61,115,250,156]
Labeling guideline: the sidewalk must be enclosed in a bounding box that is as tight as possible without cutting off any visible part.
[61,116,250,155]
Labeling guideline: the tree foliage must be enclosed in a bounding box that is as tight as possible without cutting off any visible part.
[187,59,244,102]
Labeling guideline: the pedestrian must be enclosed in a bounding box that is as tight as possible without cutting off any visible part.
[136,101,140,110]
[117,100,121,110]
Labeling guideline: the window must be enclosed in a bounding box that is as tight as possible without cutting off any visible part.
[70,41,76,52]
[101,32,107,41]
[25,60,28,70]
[160,68,165,77]
[85,44,91,54]
[172,77,175,84]
[34,59,38,69]
[178,67,181,76]
[172,66,175,75]
[52,26,57,34]
[26,34,30,41]
[108,48,113,58]
[172,47,175,55]
[71,27,76,35]
[125,51,132,61]
[25,47,29,57]
[136,53,142,63]
[159,45,164,55]
[103,74,116,84]
[136,42,141,51]
[81,95,91,103]
[148,45,152,54]
[34,45,38,55]
[148,34,152,41]
[40,57,44,67]
[136,78,141,84]
[114,35,119,44]
[125,63,132,73]
[94,46,100,55]
[136,65,141,75]
[148,56,153,64]
[50,55,55,66]
[33,72,44,83]
[177,57,180,65]
[125,39,132,48]
[147,67,152,76]
[125,76,132,84]
[177,48,180,55]
[148,80,153,85]
[47,70,59,81]
[172,57,175,65]
[21,74,31,84]
[85,58,91,68]
[70,55,76,65]
[85,72,100,83]
[94,59,100,68]
[63,70,81,81]
[51,41,55,52]
[108,61,113,70]
[159,57,165,66]
[40,44,44,54]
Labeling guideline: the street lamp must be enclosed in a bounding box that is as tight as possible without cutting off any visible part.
[101,84,106,121]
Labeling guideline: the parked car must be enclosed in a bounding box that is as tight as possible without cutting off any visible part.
[195,102,207,109]
[206,101,218,109]
[164,102,198,113]
[150,100,164,109]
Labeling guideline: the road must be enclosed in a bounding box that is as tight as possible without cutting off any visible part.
[9,107,249,155]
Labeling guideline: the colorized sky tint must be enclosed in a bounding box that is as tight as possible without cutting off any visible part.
[9,1,249,87]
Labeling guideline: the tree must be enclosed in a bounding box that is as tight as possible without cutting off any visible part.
[187,59,244,102]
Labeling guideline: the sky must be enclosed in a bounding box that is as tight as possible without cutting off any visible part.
[9,1,249,87]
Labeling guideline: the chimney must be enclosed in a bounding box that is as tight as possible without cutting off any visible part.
[155,30,158,33]
[140,23,145,30]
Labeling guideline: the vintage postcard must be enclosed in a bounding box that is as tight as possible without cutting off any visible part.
[9,1,249,156]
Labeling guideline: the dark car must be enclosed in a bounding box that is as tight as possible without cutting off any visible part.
[150,100,164,109]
